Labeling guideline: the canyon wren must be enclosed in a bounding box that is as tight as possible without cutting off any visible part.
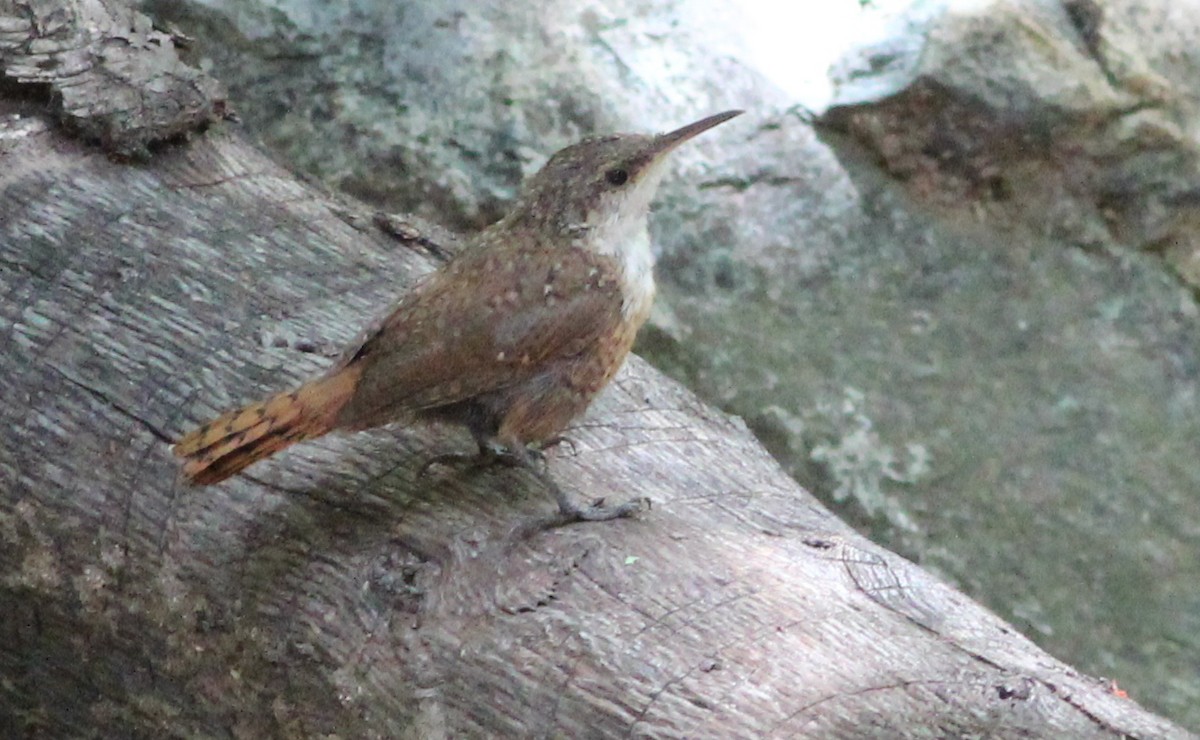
[173,110,742,522]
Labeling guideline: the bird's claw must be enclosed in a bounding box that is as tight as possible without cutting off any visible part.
[553,490,651,523]
[418,445,530,478]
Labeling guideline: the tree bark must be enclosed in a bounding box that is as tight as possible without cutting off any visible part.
[0,0,1190,737]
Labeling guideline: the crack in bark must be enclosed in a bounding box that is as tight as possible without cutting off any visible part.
[47,362,175,445]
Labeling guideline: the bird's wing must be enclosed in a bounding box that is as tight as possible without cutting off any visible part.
[333,240,626,427]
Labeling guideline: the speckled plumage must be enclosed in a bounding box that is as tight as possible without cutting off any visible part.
[335,229,639,447]
[173,111,741,497]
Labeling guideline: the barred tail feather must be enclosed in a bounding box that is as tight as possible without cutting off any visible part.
[173,368,360,485]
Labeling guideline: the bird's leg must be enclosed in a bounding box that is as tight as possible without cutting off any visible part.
[535,435,578,457]
[416,439,500,478]
[419,434,647,523]
[417,437,528,477]
[502,443,649,524]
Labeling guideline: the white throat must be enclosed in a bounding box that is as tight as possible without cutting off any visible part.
[584,214,657,323]
[613,228,656,322]
[582,170,666,322]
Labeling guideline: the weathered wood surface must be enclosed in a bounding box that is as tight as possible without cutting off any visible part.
[0,0,229,154]
[0,0,1190,737]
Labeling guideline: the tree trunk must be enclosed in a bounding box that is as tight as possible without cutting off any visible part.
[0,0,1189,737]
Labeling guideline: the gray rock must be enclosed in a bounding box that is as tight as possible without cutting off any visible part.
[153,0,771,229]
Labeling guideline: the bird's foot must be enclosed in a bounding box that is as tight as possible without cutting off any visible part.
[539,465,650,524]
[420,438,652,528]
[512,489,650,537]
[535,435,578,456]
[417,441,530,478]
[417,452,474,478]
[555,492,651,523]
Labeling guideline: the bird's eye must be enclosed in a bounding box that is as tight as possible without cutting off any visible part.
[605,168,629,186]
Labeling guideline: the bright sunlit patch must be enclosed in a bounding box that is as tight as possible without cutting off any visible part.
[736,0,922,108]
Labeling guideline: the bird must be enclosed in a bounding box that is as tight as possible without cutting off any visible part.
[172,110,742,522]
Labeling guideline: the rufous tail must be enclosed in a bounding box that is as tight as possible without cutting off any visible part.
[172,368,360,485]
